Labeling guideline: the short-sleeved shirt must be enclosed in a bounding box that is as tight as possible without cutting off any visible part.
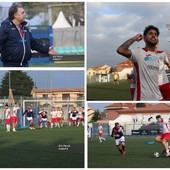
[5,108,11,119]
[112,126,124,139]
[51,110,57,118]
[56,110,62,118]
[154,119,170,134]
[131,47,163,101]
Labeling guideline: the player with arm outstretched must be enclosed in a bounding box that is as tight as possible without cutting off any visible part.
[145,115,170,157]
[111,122,126,156]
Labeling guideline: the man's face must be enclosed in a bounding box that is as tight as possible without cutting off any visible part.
[14,7,26,23]
[144,29,159,47]
[156,117,162,122]
[116,124,120,129]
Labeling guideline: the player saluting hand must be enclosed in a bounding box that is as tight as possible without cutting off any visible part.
[117,25,164,101]
[111,122,126,156]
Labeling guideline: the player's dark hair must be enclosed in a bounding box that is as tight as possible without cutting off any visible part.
[156,115,161,119]
[8,4,23,20]
[115,122,119,126]
[143,25,160,37]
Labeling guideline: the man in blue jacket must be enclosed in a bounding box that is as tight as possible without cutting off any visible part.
[0,4,58,67]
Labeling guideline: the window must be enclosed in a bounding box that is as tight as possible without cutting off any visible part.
[42,94,48,98]
[62,94,70,100]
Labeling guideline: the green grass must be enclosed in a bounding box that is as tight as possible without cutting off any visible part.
[29,62,84,67]
[87,80,131,100]
[88,136,170,168]
[0,126,84,168]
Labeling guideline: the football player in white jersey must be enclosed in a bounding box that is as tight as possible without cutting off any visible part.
[145,115,170,157]
[98,124,106,143]
[12,103,20,132]
[77,107,84,127]
[56,107,63,128]
[50,107,57,128]
[5,104,11,132]
[117,25,163,101]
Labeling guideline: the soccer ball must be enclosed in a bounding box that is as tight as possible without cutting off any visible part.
[153,152,160,158]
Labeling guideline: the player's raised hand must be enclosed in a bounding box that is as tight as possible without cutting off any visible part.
[134,33,143,42]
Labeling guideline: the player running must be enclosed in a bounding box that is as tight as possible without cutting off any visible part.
[111,122,126,156]
[22,105,35,130]
[145,115,170,157]
[98,124,106,143]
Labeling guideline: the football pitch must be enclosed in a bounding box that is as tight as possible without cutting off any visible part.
[0,126,84,168]
[87,80,131,101]
[88,136,170,168]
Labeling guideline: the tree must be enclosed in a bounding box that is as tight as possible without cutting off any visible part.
[91,109,101,122]
[0,71,34,97]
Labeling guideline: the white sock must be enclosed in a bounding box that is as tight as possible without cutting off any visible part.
[51,123,53,128]
[7,124,10,131]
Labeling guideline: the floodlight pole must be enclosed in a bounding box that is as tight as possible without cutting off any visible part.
[48,5,53,46]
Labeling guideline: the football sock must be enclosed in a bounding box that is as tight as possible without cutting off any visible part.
[166,149,170,154]
[122,145,125,151]
[117,146,122,152]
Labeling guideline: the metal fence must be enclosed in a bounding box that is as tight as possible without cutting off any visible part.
[88,122,170,137]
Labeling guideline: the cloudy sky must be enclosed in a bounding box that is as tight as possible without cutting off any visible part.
[0,70,84,89]
[87,2,170,68]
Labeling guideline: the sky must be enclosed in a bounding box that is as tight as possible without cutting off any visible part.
[88,102,112,112]
[87,2,170,68]
[0,70,84,88]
